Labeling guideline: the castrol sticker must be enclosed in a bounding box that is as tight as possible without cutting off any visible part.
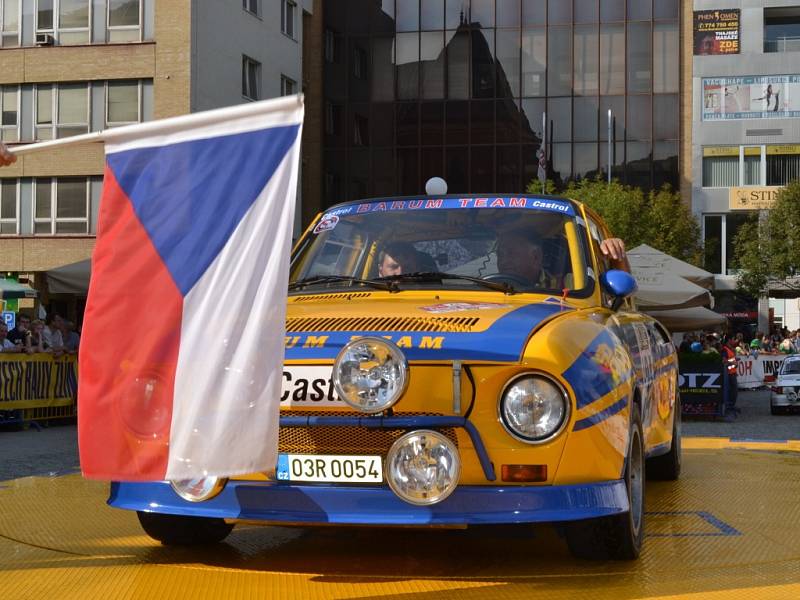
[313,214,339,234]
[281,366,344,406]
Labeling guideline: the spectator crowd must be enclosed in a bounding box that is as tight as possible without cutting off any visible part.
[0,314,79,356]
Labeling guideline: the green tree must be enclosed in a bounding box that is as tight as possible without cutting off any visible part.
[733,180,800,297]
[531,177,702,264]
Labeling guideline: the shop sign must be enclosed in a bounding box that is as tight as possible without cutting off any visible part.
[703,75,800,120]
[693,9,740,55]
[729,186,781,210]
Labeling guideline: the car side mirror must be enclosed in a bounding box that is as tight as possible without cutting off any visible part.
[601,269,637,312]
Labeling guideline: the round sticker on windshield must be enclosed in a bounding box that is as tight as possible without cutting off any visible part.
[313,214,339,234]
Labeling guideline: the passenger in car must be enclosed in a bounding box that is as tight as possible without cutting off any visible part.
[377,242,419,277]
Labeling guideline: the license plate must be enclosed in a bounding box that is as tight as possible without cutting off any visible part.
[276,454,383,483]
[281,366,345,407]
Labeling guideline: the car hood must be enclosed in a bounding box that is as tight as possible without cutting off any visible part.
[777,375,800,386]
[284,293,572,362]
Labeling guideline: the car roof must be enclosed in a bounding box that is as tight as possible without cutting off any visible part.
[323,194,584,214]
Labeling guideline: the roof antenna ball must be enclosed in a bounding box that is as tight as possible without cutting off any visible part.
[425,177,448,195]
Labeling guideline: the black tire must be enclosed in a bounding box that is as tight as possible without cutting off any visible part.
[770,404,782,416]
[137,511,234,545]
[647,399,682,481]
[566,403,645,560]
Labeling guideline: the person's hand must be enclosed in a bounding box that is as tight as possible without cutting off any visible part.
[0,142,16,166]
[600,238,626,261]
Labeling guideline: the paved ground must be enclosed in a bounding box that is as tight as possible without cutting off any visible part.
[0,390,795,482]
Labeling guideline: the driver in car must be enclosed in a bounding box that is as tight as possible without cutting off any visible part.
[495,233,629,289]
[377,242,419,277]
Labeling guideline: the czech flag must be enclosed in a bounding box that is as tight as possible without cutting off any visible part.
[78,97,304,481]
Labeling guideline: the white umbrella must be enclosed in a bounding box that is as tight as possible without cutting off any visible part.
[647,306,727,332]
[628,244,714,289]
[632,270,713,311]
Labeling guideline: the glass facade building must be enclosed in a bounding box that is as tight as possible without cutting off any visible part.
[322,0,680,204]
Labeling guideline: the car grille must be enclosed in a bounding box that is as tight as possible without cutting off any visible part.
[279,410,460,455]
[285,315,481,333]
[291,292,373,302]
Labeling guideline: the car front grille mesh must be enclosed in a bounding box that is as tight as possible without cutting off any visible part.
[279,410,459,455]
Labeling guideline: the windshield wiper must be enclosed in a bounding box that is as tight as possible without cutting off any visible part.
[289,275,396,292]
[376,271,516,294]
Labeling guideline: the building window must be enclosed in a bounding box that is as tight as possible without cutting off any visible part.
[280,75,297,96]
[33,177,89,235]
[767,147,800,185]
[243,0,259,17]
[703,212,757,276]
[107,0,141,43]
[353,45,368,80]
[35,83,90,140]
[106,80,140,126]
[281,0,296,39]
[324,29,336,62]
[764,7,800,52]
[1,0,20,47]
[242,56,261,100]
[702,154,738,187]
[0,85,19,142]
[0,179,18,234]
[37,0,91,45]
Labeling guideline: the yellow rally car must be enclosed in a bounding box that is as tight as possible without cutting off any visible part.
[116,194,681,560]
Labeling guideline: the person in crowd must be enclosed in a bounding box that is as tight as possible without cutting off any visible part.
[60,320,80,353]
[679,333,695,353]
[25,319,50,354]
[736,338,751,357]
[0,141,15,167]
[43,313,65,352]
[779,333,796,355]
[6,314,31,346]
[0,322,23,352]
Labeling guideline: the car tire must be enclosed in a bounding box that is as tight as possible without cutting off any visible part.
[565,403,645,560]
[770,403,782,416]
[137,511,234,545]
[647,398,682,481]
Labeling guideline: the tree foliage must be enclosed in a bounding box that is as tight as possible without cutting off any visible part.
[733,180,800,296]
[526,177,702,264]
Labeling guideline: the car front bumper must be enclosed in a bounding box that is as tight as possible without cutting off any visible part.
[110,479,629,526]
[771,393,800,408]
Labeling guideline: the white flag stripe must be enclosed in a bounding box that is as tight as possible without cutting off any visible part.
[106,99,304,155]
[166,133,301,480]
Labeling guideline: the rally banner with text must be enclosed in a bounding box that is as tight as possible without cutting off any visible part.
[736,355,789,389]
[0,354,78,410]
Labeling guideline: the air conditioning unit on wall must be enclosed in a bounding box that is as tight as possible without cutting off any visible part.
[35,33,55,46]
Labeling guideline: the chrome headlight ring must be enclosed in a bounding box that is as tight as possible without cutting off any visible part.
[332,337,409,414]
[498,372,571,444]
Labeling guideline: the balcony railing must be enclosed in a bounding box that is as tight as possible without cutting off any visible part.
[764,36,800,53]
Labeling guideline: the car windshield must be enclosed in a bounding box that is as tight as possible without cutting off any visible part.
[781,360,800,375]
[290,197,593,295]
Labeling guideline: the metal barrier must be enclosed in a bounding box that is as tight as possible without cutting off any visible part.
[0,354,77,428]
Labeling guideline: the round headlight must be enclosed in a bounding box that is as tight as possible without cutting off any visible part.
[386,430,461,505]
[170,476,227,502]
[499,374,569,443]
[332,337,409,414]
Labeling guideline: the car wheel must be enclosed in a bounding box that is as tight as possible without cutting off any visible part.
[770,403,782,416]
[647,397,682,481]
[137,511,234,545]
[565,403,645,560]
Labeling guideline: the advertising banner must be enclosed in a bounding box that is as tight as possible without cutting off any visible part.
[679,356,726,416]
[729,186,781,210]
[736,355,788,389]
[0,354,78,410]
[694,9,740,55]
[703,75,800,120]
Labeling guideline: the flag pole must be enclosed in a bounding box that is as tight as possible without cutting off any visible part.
[541,112,546,195]
[6,131,107,156]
